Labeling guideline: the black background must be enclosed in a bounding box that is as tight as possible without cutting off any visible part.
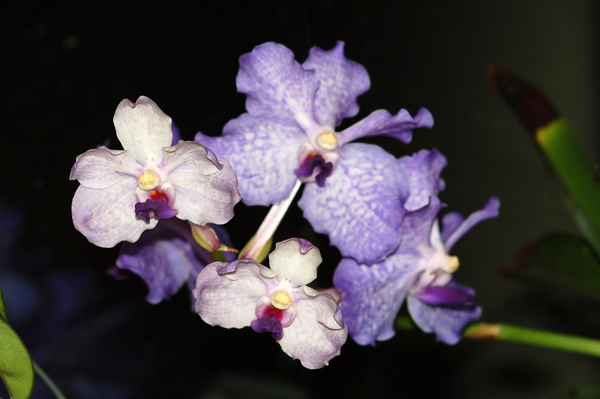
[2,1,600,398]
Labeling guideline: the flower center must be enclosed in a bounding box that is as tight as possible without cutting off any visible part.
[316,132,338,151]
[443,256,460,273]
[138,171,160,191]
[270,291,292,310]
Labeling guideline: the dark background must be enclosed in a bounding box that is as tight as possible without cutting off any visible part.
[2,1,599,398]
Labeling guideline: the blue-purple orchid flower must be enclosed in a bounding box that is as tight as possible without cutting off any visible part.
[193,238,347,369]
[334,150,500,345]
[196,42,433,264]
[70,96,241,248]
[115,219,233,304]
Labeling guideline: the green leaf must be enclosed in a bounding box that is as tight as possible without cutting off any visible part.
[553,385,600,399]
[487,67,600,256]
[506,233,600,299]
[536,120,600,255]
[0,313,34,399]
[0,283,7,321]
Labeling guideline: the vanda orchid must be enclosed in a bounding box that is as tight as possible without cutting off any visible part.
[70,96,240,248]
[334,149,500,345]
[193,238,347,369]
[196,42,433,264]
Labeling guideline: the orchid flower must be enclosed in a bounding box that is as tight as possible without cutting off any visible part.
[115,219,235,304]
[70,96,240,248]
[334,149,500,345]
[196,42,433,264]
[193,238,347,369]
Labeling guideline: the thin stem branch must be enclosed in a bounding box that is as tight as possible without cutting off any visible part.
[240,180,302,260]
[33,361,66,399]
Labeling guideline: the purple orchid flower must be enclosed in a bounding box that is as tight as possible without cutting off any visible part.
[193,238,347,369]
[115,219,232,304]
[70,96,240,248]
[334,149,500,345]
[195,42,433,264]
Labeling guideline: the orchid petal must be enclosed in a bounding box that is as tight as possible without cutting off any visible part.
[236,42,320,132]
[196,114,305,206]
[302,41,370,127]
[399,149,447,211]
[337,107,433,146]
[70,147,142,189]
[268,238,322,286]
[193,260,270,328]
[72,179,157,248]
[334,255,420,345]
[443,196,500,251]
[299,143,408,264]
[164,142,241,226]
[407,287,482,345]
[113,96,173,165]
[300,286,344,330]
[278,298,347,369]
[117,231,197,304]
[160,141,222,176]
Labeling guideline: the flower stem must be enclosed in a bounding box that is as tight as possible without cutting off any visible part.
[395,315,600,357]
[463,322,600,357]
[239,180,302,261]
[33,361,67,399]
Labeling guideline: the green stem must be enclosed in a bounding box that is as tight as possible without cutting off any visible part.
[464,322,600,357]
[396,316,600,357]
[33,361,66,399]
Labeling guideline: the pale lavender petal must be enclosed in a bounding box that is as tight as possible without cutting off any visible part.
[334,255,420,345]
[337,107,433,146]
[401,197,445,256]
[278,299,348,369]
[300,286,344,330]
[70,147,142,189]
[117,229,199,304]
[302,41,370,127]
[268,238,321,286]
[407,286,481,345]
[443,196,500,251]
[193,259,270,328]
[171,122,182,145]
[160,141,222,176]
[299,143,408,264]
[72,179,158,248]
[440,212,464,245]
[236,42,320,132]
[196,114,305,206]
[399,149,447,211]
[113,96,173,165]
[163,141,241,225]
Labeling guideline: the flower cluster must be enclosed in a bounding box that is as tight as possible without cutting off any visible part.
[70,41,498,368]
[334,149,499,345]
[193,238,347,369]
